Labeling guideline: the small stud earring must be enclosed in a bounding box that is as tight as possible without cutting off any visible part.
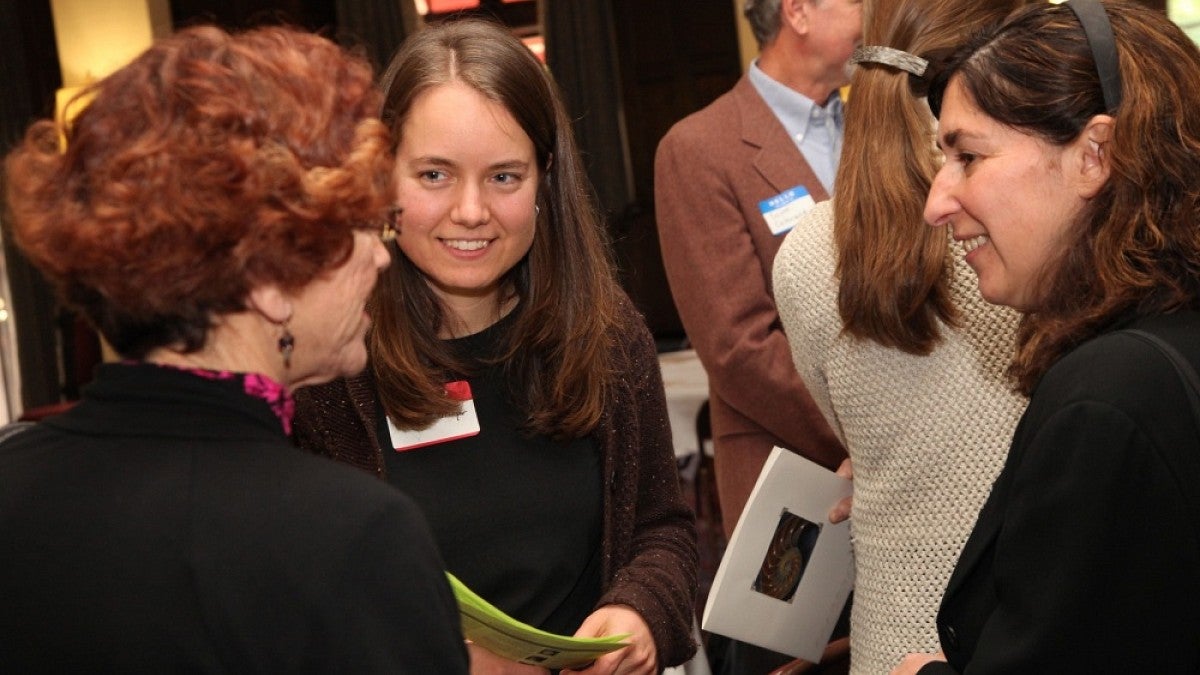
[534,204,541,218]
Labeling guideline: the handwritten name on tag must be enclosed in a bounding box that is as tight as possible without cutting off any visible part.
[388,380,481,451]
[759,186,816,236]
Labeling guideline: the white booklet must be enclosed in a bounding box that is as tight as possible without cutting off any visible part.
[702,446,854,662]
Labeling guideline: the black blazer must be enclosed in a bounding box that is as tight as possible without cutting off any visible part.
[922,313,1200,673]
[0,363,468,673]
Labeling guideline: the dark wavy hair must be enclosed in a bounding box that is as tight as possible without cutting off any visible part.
[834,0,1030,354]
[927,0,1200,393]
[3,25,393,360]
[370,18,623,438]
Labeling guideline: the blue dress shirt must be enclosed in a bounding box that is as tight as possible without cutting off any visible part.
[748,60,844,194]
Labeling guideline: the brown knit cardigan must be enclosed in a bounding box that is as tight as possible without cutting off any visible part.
[292,302,699,668]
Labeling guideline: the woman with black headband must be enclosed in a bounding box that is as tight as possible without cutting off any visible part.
[895,0,1200,672]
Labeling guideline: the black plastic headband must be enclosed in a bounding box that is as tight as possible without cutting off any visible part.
[1066,0,1122,113]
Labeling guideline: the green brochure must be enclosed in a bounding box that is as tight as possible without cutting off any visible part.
[446,572,630,670]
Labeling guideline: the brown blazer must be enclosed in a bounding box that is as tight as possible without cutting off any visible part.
[654,75,846,536]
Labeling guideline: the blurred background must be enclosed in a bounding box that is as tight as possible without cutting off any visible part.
[0,0,1186,421]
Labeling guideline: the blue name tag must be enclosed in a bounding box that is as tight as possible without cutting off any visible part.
[758,186,816,236]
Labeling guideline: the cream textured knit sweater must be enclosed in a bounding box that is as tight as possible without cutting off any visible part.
[773,200,1027,675]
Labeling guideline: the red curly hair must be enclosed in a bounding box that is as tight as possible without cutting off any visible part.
[3,25,393,359]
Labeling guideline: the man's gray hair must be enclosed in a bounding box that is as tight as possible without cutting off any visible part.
[743,0,782,49]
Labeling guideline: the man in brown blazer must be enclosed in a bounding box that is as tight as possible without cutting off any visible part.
[655,3,859,669]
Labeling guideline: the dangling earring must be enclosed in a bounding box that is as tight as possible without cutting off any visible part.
[277,321,295,369]
[534,204,541,218]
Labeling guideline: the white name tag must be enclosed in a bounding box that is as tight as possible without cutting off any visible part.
[388,380,481,451]
[759,186,816,236]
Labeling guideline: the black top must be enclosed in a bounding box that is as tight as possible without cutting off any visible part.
[295,290,701,666]
[381,312,604,636]
[0,363,468,673]
[921,312,1200,673]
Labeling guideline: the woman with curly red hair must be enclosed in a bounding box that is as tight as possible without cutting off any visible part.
[0,24,467,672]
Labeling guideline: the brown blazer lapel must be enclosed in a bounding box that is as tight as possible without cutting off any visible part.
[732,77,830,202]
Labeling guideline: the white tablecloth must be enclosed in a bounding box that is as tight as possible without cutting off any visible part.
[657,349,710,460]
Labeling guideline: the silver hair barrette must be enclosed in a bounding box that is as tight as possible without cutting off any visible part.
[850,45,929,77]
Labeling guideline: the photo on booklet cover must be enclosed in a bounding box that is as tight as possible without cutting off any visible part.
[751,508,821,603]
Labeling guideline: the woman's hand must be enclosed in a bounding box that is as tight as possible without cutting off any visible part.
[890,651,946,675]
[561,605,656,675]
[466,641,549,675]
[829,457,854,523]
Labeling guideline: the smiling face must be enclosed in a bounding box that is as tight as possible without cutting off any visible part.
[924,78,1089,312]
[392,81,539,328]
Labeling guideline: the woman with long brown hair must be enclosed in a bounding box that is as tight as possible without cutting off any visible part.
[294,18,697,675]
[772,0,1031,671]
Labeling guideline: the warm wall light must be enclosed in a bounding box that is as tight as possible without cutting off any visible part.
[48,0,169,364]
[55,85,92,126]
[50,0,171,88]
[521,35,545,63]
[424,0,480,12]
[54,84,93,150]
[415,0,531,16]
[50,0,171,134]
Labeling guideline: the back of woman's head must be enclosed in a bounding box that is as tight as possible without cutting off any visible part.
[370,18,620,438]
[835,0,1030,354]
[929,0,1200,391]
[4,25,392,359]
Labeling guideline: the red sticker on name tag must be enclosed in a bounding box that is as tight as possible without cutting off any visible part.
[387,380,481,451]
[444,380,472,401]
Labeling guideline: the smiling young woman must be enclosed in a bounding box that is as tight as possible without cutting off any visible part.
[389,79,539,333]
[293,18,698,675]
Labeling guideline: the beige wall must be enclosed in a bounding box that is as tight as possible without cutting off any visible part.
[733,0,758,71]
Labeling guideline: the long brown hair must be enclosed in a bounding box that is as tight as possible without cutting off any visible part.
[835,0,1029,354]
[928,0,1200,393]
[370,18,622,438]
